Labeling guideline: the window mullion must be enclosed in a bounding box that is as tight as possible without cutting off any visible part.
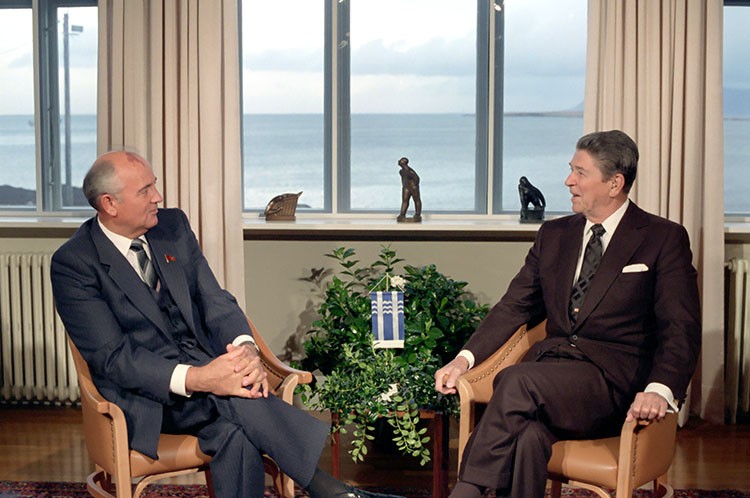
[324,0,334,213]
[476,0,490,214]
[38,0,63,212]
[335,0,350,213]
[490,1,504,214]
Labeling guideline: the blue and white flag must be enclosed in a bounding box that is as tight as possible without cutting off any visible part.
[370,291,405,348]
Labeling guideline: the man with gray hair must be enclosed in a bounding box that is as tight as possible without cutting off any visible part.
[435,130,701,498]
[52,150,402,498]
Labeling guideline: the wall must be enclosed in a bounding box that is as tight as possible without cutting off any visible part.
[9,233,750,359]
[243,239,532,358]
[0,233,533,359]
[0,237,66,254]
[726,239,750,261]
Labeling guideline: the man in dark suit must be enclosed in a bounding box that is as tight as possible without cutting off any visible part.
[51,150,402,498]
[435,130,701,498]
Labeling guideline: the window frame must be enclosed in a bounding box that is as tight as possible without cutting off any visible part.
[723,0,750,220]
[243,0,505,216]
[0,0,97,215]
[328,0,503,215]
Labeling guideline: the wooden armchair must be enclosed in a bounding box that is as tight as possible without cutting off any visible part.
[456,320,677,498]
[67,315,312,498]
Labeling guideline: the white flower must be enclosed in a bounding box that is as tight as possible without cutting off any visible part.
[380,383,399,402]
[390,275,406,290]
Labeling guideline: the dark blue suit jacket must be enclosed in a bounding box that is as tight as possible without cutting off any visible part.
[51,208,251,458]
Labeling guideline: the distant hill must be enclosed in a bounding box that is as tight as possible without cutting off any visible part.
[511,87,750,119]
[0,184,88,207]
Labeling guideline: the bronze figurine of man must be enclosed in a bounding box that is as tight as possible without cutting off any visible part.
[397,157,422,222]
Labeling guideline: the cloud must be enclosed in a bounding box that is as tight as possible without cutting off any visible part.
[243,34,476,78]
[244,48,323,73]
[351,36,475,77]
[351,74,474,113]
[8,52,32,69]
[65,31,98,68]
[724,7,750,86]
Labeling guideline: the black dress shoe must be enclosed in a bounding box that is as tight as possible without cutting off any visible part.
[334,484,405,498]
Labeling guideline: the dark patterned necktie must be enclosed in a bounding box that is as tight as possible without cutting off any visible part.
[130,239,158,289]
[569,224,605,324]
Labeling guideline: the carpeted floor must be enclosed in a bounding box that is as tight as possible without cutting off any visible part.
[0,481,748,498]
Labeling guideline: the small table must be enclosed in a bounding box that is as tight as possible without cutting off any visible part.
[329,410,450,498]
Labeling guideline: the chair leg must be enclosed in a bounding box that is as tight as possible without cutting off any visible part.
[87,469,120,498]
[549,480,563,498]
[264,457,285,497]
[281,474,295,498]
[653,475,673,498]
[206,468,217,498]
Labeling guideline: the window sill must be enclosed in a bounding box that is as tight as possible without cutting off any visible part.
[0,216,85,238]
[725,221,750,241]
[243,214,543,241]
[2,214,750,243]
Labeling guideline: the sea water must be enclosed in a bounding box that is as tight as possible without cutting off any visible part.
[1,114,748,214]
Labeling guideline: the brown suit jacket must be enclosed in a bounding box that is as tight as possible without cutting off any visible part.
[464,201,701,403]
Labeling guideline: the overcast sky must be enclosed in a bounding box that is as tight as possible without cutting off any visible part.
[241,0,588,113]
[1,1,748,115]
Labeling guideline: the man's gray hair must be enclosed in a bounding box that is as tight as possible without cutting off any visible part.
[82,149,148,210]
[576,130,639,193]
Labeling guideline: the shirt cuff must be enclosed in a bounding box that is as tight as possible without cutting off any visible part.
[457,350,475,369]
[233,334,259,352]
[170,364,192,397]
[644,382,678,412]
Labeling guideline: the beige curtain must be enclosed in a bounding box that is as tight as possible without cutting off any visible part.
[96,0,245,303]
[585,0,724,423]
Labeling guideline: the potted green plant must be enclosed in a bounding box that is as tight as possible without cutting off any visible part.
[298,246,488,464]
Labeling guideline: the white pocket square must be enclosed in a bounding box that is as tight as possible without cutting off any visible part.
[622,263,649,273]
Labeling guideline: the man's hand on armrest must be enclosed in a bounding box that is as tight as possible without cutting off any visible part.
[434,356,470,395]
[625,391,669,422]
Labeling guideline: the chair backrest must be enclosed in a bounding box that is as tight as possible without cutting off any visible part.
[67,336,130,478]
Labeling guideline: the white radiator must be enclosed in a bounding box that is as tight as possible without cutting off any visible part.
[726,258,750,423]
[0,253,79,404]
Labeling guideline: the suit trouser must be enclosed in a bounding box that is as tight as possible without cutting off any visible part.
[162,392,329,498]
[161,344,328,498]
[458,351,628,498]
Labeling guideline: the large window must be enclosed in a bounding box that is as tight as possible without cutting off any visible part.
[724,1,750,215]
[241,1,325,211]
[348,1,477,212]
[0,0,97,212]
[501,0,587,212]
[241,0,586,215]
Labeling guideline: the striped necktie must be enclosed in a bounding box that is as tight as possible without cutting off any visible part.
[130,239,158,289]
[569,224,605,324]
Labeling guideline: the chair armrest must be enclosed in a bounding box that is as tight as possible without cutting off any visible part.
[455,320,546,472]
[245,316,313,404]
[457,320,547,404]
[257,337,313,385]
[616,412,678,491]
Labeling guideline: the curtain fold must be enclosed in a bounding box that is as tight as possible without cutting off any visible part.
[585,0,725,423]
[97,0,245,304]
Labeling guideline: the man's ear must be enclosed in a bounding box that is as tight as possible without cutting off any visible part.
[99,194,118,216]
[609,173,625,196]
